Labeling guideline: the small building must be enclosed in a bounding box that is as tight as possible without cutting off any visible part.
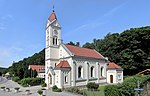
[5,72,11,80]
[107,62,123,84]
[28,65,45,78]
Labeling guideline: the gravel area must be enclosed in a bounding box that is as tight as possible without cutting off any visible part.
[0,77,79,96]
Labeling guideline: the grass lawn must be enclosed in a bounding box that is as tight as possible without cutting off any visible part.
[84,86,105,96]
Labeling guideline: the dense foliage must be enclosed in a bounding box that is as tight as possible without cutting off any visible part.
[12,76,20,82]
[41,82,47,87]
[86,82,99,90]
[65,87,84,95]
[104,75,150,96]
[83,26,150,75]
[52,85,62,92]
[20,78,44,87]
[8,49,45,79]
[37,89,43,95]
[67,41,80,47]
[0,67,7,74]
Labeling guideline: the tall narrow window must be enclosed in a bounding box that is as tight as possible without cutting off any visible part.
[53,37,55,45]
[78,66,83,78]
[56,38,57,45]
[91,66,94,77]
[53,36,58,45]
[101,67,104,77]
[65,76,68,83]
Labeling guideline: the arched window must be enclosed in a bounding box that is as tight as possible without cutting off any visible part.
[56,38,57,45]
[53,36,58,45]
[91,66,95,77]
[65,76,68,83]
[53,37,55,45]
[101,67,104,77]
[78,66,83,78]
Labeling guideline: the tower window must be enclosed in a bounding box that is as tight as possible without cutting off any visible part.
[53,36,58,45]
[56,38,57,45]
[53,37,55,45]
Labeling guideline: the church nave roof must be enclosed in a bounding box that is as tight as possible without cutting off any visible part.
[64,44,105,59]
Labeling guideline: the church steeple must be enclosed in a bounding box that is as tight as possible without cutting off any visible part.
[48,6,57,22]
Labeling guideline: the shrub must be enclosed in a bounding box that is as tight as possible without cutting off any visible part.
[14,87,20,90]
[65,87,84,95]
[37,89,43,95]
[1,86,5,89]
[86,82,99,90]
[65,87,79,93]
[41,82,47,87]
[52,85,62,92]
[12,77,20,82]
[20,78,44,87]
[104,75,150,96]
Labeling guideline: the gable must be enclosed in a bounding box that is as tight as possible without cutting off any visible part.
[107,62,122,69]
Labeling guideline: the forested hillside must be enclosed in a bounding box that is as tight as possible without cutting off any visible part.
[8,49,45,79]
[0,67,7,74]
[83,26,150,75]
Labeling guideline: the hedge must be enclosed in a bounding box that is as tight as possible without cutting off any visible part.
[52,85,62,92]
[104,75,150,96]
[12,76,20,82]
[86,82,99,90]
[20,78,44,87]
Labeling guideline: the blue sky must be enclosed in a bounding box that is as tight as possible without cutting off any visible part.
[0,0,150,68]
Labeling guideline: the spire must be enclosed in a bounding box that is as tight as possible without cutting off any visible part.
[48,5,57,22]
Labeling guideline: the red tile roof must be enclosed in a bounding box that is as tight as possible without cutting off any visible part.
[108,62,121,69]
[29,65,45,72]
[55,60,71,68]
[64,44,105,59]
[48,10,57,22]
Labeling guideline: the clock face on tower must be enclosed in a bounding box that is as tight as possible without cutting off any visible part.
[53,30,58,35]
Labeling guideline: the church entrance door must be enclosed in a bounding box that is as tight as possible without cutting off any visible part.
[110,75,113,83]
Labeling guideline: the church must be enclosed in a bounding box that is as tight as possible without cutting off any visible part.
[45,9,123,89]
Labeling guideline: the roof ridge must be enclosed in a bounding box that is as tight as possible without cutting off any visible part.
[65,44,95,50]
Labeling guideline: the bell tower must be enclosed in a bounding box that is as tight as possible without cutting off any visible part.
[46,9,61,47]
[45,8,61,88]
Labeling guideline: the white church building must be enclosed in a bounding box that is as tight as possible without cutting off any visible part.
[45,9,123,89]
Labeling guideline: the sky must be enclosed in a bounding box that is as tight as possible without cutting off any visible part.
[0,0,150,68]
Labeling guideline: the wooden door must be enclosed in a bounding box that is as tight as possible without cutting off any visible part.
[110,75,113,83]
